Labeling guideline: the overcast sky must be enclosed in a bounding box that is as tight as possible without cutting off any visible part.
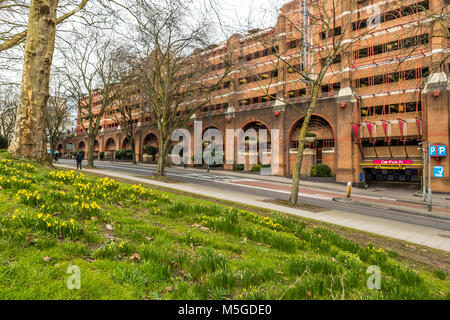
[186,0,289,41]
[215,0,280,27]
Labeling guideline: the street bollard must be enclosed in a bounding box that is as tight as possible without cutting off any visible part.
[346,182,352,199]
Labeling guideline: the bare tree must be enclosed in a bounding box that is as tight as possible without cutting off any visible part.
[46,75,73,159]
[115,0,235,177]
[241,0,379,203]
[60,30,119,167]
[6,0,93,163]
[0,85,18,144]
[111,57,140,165]
[0,0,90,53]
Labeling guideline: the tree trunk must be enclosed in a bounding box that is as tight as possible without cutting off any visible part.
[87,135,95,167]
[8,0,59,163]
[131,138,137,164]
[49,145,55,163]
[156,139,169,177]
[290,85,320,204]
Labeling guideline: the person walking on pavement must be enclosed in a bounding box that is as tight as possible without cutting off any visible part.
[76,151,84,170]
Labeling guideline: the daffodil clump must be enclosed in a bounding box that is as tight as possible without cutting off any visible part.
[48,170,86,184]
[48,190,71,202]
[72,200,101,218]
[97,177,120,192]
[368,242,386,254]
[0,159,36,175]
[238,210,281,231]
[74,177,122,201]
[0,176,33,190]
[93,240,134,259]
[16,162,36,174]
[16,189,42,207]
[2,209,83,239]
[129,184,148,197]
[0,160,36,191]
[126,184,171,205]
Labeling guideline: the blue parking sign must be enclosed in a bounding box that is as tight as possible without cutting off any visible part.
[430,145,437,157]
[434,166,444,178]
[438,145,447,157]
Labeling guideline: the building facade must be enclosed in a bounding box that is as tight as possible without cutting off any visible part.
[62,0,450,192]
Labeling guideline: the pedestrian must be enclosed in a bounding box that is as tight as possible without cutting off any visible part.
[113,152,117,162]
[76,152,84,170]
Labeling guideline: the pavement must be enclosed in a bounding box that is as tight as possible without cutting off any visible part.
[80,160,450,218]
[56,160,450,252]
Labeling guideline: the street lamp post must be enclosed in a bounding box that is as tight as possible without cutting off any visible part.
[207,91,211,173]
[418,142,426,202]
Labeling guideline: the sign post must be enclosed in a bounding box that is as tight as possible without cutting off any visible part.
[428,142,432,212]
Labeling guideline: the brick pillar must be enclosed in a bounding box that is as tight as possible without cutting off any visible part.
[421,0,450,192]
[423,81,450,192]
[135,127,142,162]
[272,100,286,176]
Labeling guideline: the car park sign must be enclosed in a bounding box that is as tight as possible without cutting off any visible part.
[430,145,447,157]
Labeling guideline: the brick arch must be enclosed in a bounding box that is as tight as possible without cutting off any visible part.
[77,140,86,152]
[66,142,74,153]
[287,113,337,177]
[287,113,337,142]
[142,132,159,146]
[122,137,131,150]
[104,137,118,151]
[202,124,224,137]
[93,139,100,152]
[202,125,225,145]
[239,119,272,135]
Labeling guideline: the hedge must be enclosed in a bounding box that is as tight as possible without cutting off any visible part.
[310,163,332,177]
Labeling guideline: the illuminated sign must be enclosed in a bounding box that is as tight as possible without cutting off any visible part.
[372,160,412,165]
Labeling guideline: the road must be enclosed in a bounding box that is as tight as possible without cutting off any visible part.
[58,159,450,232]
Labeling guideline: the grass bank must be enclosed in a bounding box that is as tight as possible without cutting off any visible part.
[0,152,448,299]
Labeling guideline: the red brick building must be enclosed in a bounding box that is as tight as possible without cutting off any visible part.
[61,0,450,192]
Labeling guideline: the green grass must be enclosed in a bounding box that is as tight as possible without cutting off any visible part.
[0,154,448,300]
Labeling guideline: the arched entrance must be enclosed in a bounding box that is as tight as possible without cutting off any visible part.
[239,121,272,171]
[105,138,116,151]
[142,133,158,163]
[289,115,336,176]
[77,141,86,153]
[122,137,131,150]
[94,140,100,158]
[202,126,224,168]
[57,144,63,153]
[105,138,117,160]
